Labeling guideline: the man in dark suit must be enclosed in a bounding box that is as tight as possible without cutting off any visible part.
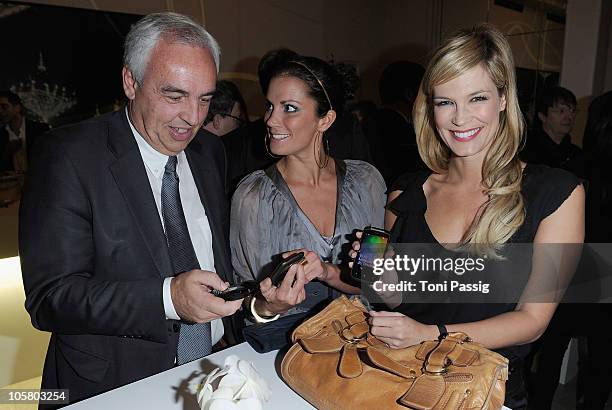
[19,12,242,407]
[0,90,49,172]
[200,80,253,195]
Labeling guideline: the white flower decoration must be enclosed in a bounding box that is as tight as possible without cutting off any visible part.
[196,355,271,410]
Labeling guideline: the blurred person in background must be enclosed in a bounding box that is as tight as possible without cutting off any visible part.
[521,86,587,179]
[0,90,49,172]
[348,99,377,125]
[201,80,252,194]
[363,61,426,184]
[203,80,248,138]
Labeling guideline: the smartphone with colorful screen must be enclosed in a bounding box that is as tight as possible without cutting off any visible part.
[351,227,390,283]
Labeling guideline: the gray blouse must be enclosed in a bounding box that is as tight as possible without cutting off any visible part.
[230,159,386,312]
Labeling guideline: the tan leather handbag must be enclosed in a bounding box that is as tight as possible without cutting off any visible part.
[281,296,508,409]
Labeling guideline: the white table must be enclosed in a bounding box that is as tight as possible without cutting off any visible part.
[65,343,314,409]
[65,342,511,409]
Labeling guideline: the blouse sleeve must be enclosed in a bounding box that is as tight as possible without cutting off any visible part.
[365,163,387,228]
[345,160,387,228]
[230,172,268,284]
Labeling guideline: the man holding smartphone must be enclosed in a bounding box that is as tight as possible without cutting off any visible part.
[19,13,242,407]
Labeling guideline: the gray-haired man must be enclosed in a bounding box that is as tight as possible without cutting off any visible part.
[19,12,242,406]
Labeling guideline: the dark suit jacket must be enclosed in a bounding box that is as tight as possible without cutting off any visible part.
[0,119,49,172]
[19,110,234,406]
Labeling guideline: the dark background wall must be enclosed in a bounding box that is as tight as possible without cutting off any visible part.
[2,0,611,135]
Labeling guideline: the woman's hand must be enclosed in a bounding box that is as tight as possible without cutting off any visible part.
[368,311,437,349]
[282,249,330,282]
[348,231,401,307]
[283,248,362,295]
[347,231,363,269]
[257,262,307,315]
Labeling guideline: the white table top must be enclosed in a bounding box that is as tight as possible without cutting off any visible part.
[65,343,314,409]
[65,342,510,409]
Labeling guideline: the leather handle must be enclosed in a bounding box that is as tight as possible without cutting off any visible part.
[300,316,425,380]
[423,338,457,374]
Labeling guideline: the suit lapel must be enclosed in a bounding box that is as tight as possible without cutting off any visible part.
[107,111,173,277]
[186,140,231,281]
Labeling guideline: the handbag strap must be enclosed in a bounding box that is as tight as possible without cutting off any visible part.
[422,332,469,374]
[366,347,417,379]
[299,319,419,380]
[297,313,473,381]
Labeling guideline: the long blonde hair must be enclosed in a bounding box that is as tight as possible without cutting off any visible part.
[413,24,525,254]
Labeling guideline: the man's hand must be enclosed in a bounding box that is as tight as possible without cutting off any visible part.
[170,269,242,323]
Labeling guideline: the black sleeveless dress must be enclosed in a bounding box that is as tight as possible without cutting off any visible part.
[386,163,580,408]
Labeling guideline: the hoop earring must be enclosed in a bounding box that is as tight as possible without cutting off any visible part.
[265,130,281,159]
[314,131,330,169]
[322,133,330,168]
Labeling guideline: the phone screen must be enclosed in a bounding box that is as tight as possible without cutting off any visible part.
[351,228,389,283]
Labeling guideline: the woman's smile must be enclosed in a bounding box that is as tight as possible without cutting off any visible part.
[450,127,483,142]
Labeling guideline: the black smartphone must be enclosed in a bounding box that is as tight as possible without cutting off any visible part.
[213,252,305,300]
[268,252,305,287]
[212,280,258,301]
[351,227,390,283]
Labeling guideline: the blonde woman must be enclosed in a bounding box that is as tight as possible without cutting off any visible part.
[360,24,584,408]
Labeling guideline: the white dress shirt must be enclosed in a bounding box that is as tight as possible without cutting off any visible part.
[126,110,223,344]
[6,117,25,142]
[6,117,27,171]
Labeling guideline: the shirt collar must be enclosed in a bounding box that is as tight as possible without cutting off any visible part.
[5,117,25,139]
[125,108,186,177]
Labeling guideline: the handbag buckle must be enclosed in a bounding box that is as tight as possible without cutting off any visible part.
[332,320,367,344]
[340,329,366,344]
[423,366,448,375]
[423,356,451,375]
